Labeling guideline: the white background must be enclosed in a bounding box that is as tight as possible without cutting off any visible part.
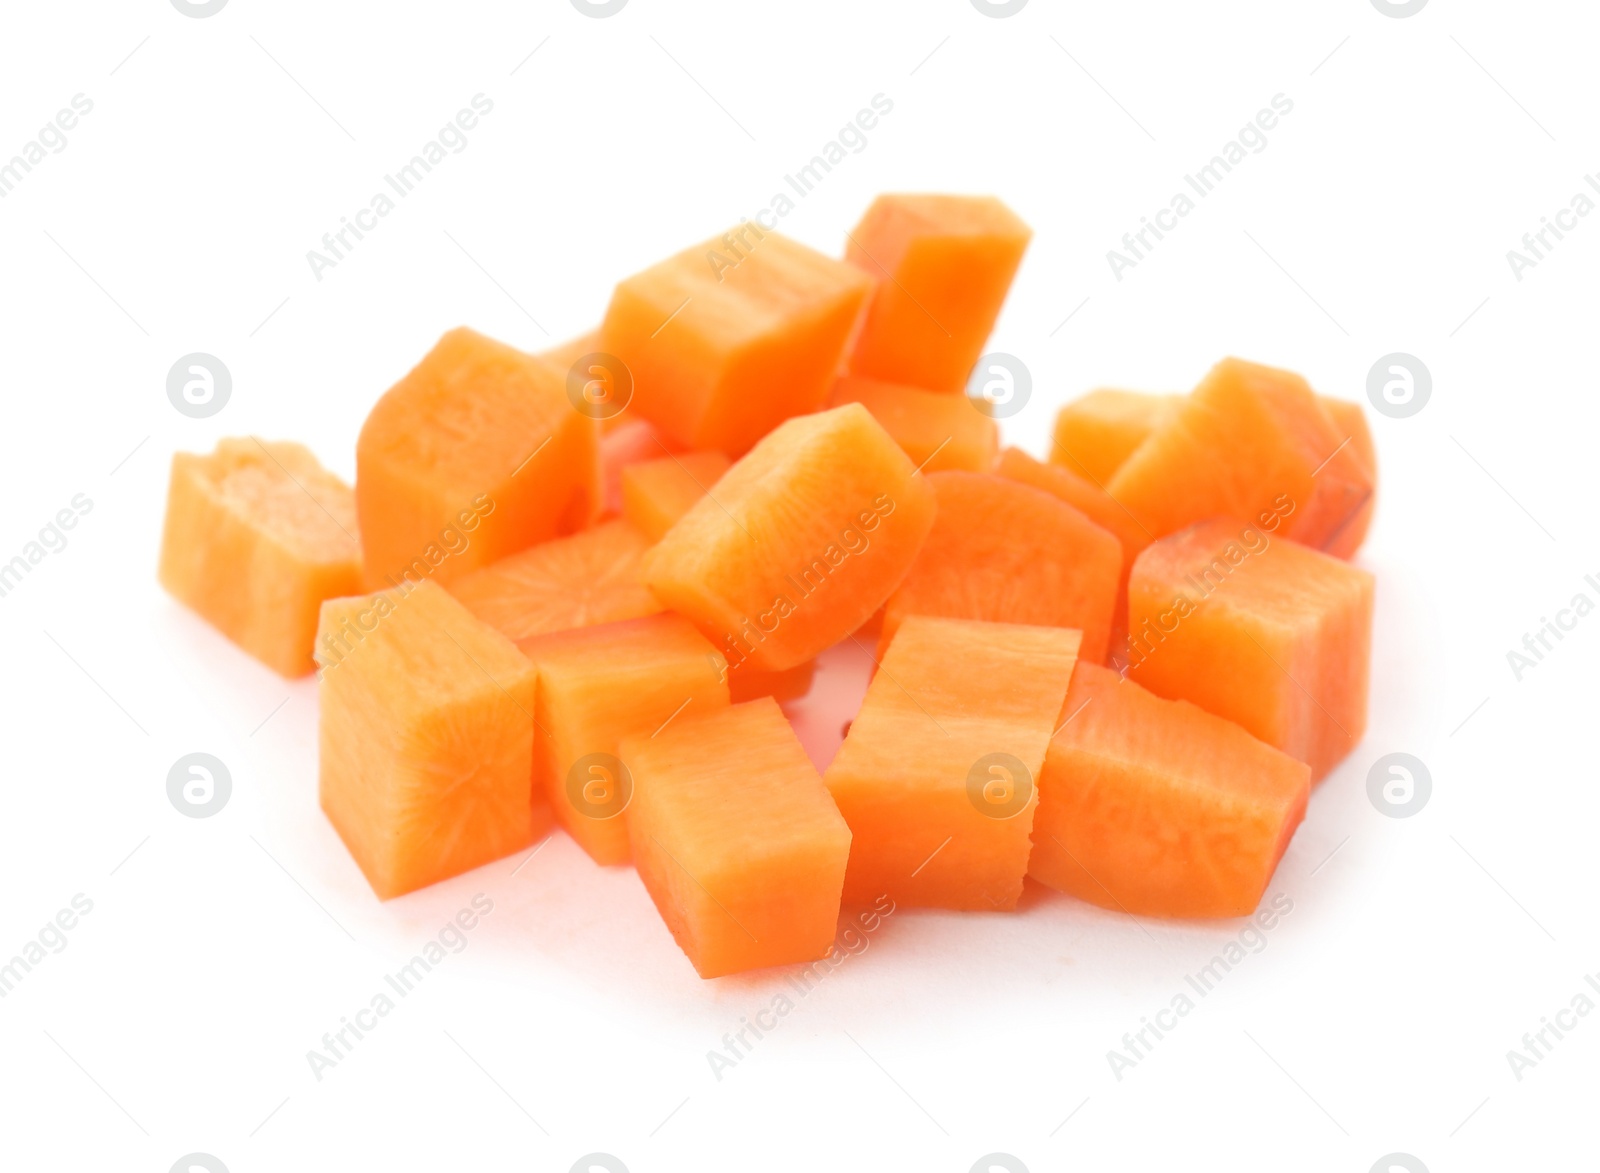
[0,1,1594,1170]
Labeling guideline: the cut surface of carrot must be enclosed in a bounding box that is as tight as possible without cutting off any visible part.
[728,657,816,704]
[524,614,728,865]
[1051,389,1178,487]
[994,447,1149,568]
[446,519,661,645]
[1126,519,1373,781]
[1318,396,1376,559]
[600,229,871,455]
[830,374,998,473]
[356,327,598,590]
[1029,663,1310,917]
[642,403,936,673]
[316,581,541,900]
[159,438,362,678]
[623,697,851,978]
[880,471,1121,665]
[825,616,1080,910]
[844,194,1031,393]
[621,450,732,542]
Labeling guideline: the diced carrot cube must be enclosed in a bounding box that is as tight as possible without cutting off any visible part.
[825,616,1081,910]
[642,403,936,673]
[356,327,598,589]
[1319,396,1376,559]
[994,447,1150,569]
[829,374,998,473]
[316,581,542,899]
[1126,519,1374,781]
[844,194,1032,393]
[623,697,851,977]
[880,471,1121,665]
[158,438,362,678]
[446,519,661,645]
[1050,389,1179,486]
[1029,663,1310,918]
[621,451,732,542]
[600,229,872,454]
[523,614,729,866]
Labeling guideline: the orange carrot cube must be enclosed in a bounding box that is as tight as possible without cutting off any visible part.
[621,451,732,542]
[1050,389,1178,486]
[829,374,998,473]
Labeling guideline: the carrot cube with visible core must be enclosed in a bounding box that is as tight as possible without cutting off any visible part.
[825,616,1081,910]
[880,472,1121,665]
[623,697,851,978]
[356,327,598,590]
[642,403,936,673]
[1051,389,1179,487]
[1126,519,1374,781]
[829,374,998,473]
[1028,663,1310,918]
[158,438,362,678]
[600,229,872,455]
[522,614,729,866]
[621,451,732,542]
[315,581,542,900]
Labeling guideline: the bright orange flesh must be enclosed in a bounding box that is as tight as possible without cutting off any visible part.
[1126,519,1374,782]
[994,447,1150,569]
[316,581,542,900]
[1318,396,1376,559]
[600,229,872,454]
[356,328,598,590]
[1107,358,1373,553]
[844,194,1032,393]
[623,697,851,978]
[445,520,661,645]
[159,438,362,678]
[881,472,1121,665]
[728,658,816,704]
[621,451,733,542]
[1029,663,1310,917]
[1051,390,1179,486]
[641,403,936,673]
[523,614,728,865]
[830,374,998,473]
[825,616,1081,910]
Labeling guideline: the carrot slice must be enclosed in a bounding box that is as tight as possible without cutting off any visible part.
[825,616,1080,910]
[830,374,998,473]
[642,403,936,672]
[1029,663,1310,917]
[446,519,661,645]
[600,229,871,454]
[621,451,732,542]
[524,614,729,865]
[1051,389,1179,486]
[623,697,851,978]
[159,438,362,678]
[1318,396,1376,559]
[881,471,1121,664]
[356,327,598,589]
[844,194,1032,393]
[1126,518,1374,781]
[316,581,542,899]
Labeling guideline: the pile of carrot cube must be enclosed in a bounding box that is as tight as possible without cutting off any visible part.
[158,194,1375,978]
